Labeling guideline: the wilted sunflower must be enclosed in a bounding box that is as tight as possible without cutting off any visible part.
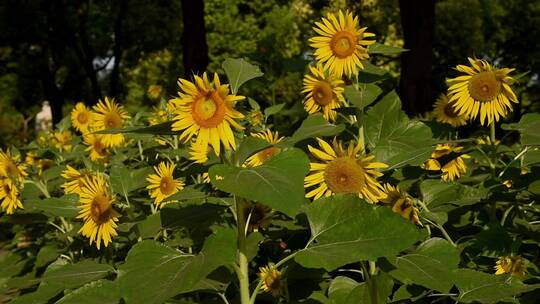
[304,138,387,202]
[77,174,120,250]
[258,265,284,297]
[424,144,470,182]
[146,162,184,208]
[0,179,23,214]
[301,64,346,122]
[92,97,130,147]
[447,58,518,125]
[243,201,272,231]
[83,134,109,162]
[245,130,284,167]
[61,165,92,195]
[71,102,94,133]
[170,72,245,157]
[52,130,73,152]
[495,255,525,278]
[0,149,27,183]
[309,10,375,78]
[381,184,421,225]
[432,94,467,127]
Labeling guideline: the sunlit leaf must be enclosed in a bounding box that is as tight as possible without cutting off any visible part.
[222,58,264,94]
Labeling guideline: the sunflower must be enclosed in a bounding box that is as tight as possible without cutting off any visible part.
[146,162,184,208]
[495,255,525,278]
[170,72,245,157]
[52,130,73,152]
[243,201,272,232]
[189,139,211,164]
[381,184,421,225]
[247,110,264,127]
[447,58,518,126]
[245,130,284,167]
[432,94,468,127]
[147,85,163,100]
[83,134,109,162]
[92,97,130,147]
[258,265,284,297]
[309,10,375,78]
[301,64,346,122]
[0,179,23,214]
[304,138,387,202]
[476,135,500,146]
[71,102,94,133]
[61,165,92,195]
[424,144,470,182]
[77,174,120,250]
[0,149,27,183]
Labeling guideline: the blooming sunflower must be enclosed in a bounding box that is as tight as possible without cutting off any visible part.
[170,72,245,156]
[424,144,470,182]
[61,165,92,195]
[77,174,120,249]
[304,138,387,202]
[0,179,23,214]
[258,265,284,297]
[146,162,184,208]
[92,97,130,147]
[381,184,421,225]
[432,94,468,127]
[447,58,518,125]
[309,10,375,78]
[495,255,525,278]
[83,134,109,162]
[301,64,346,122]
[52,130,73,152]
[244,130,284,167]
[0,149,27,183]
[71,102,94,133]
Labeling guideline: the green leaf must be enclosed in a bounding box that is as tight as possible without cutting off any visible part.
[368,43,407,55]
[524,149,540,167]
[136,213,162,239]
[363,272,394,304]
[24,194,79,218]
[110,166,152,198]
[56,280,119,304]
[209,148,309,217]
[117,227,236,304]
[282,114,345,146]
[246,232,264,262]
[328,276,364,304]
[343,84,382,111]
[358,61,391,83]
[222,58,264,94]
[42,165,64,182]
[420,180,489,212]
[502,113,540,146]
[95,121,176,135]
[264,103,285,117]
[295,196,424,270]
[236,136,272,164]
[35,246,60,269]
[364,91,434,168]
[248,97,260,110]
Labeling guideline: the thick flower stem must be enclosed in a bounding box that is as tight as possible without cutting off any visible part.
[235,197,251,304]
[490,122,496,145]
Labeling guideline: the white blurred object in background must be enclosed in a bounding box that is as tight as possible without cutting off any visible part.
[36,100,53,132]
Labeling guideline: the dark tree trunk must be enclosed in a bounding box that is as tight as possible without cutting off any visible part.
[110,0,128,97]
[398,0,435,116]
[38,55,64,124]
[181,0,209,76]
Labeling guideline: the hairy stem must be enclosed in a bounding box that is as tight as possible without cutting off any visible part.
[235,197,250,304]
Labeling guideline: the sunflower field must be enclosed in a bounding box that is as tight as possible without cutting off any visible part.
[2,9,540,304]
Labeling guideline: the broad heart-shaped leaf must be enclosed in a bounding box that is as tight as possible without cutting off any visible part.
[386,238,459,293]
[117,227,236,304]
[209,148,309,217]
[222,58,264,94]
[364,91,435,168]
[110,166,152,199]
[343,84,382,111]
[455,269,540,303]
[56,279,119,304]
[502,113,540,146]
[24,194,79,218]
[281,114,345,146]
[95,121,176,135]
[420,180,489,212]
[368,43,407,55]
[295,196,424,271]
[328,276,364,304]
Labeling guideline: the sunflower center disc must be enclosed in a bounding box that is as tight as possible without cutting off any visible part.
[443,102,459,118]
[324,157,366,193]
[77,112,89,124]
[90,193,112,224]
[330,31,358,58]
[312,81,334,106]
[104,112,122,129]
[160,176,175,195]
[468,71,501,102]
[195,96,218,120]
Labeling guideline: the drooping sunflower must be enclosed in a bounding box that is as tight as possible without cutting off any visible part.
[61,165,92,195]
[0,149,27,183]
[495,255,525,278]
[71,102,94,133]
[146,162,184,208]
[447,57,518,126]
[381,184,421,225]
[309,10,376,78]
[170,73,245,157]
[92,97,130,147]
[0,179,23,214]
[424,143,470,182]
[432,94,468,127]
[301,64,346,122]
[304,138,387,202]
[77,174,120,250]
[52,130,73,152]
[83,134,109,162]
[258,265,284,297]
[243,201,272,232]
[244,130,284,167]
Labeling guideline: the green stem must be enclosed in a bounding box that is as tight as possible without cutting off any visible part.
[490,122,496,145]
[235,197,250,304]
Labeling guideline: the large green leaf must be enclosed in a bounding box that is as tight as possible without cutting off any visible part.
[209,148,309,217]
[343,84,382,111]
[110,166,152,199]
[117,227,236,304]
[420,180,489,212]
[502,113,540,146]
[24,194,79,218]
[282,114,345,146]
[56,280,119,304]
[368,43,407,55]
[328,276,364,304]
[358,61,391,83]
[235,136,271,164]
[222,58,264,94]
[364,91,435,168]
[295,196,424,270]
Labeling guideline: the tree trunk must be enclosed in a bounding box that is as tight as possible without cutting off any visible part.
[398,0,435,116]
[110,0,128,98]
[181,0,209,76]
